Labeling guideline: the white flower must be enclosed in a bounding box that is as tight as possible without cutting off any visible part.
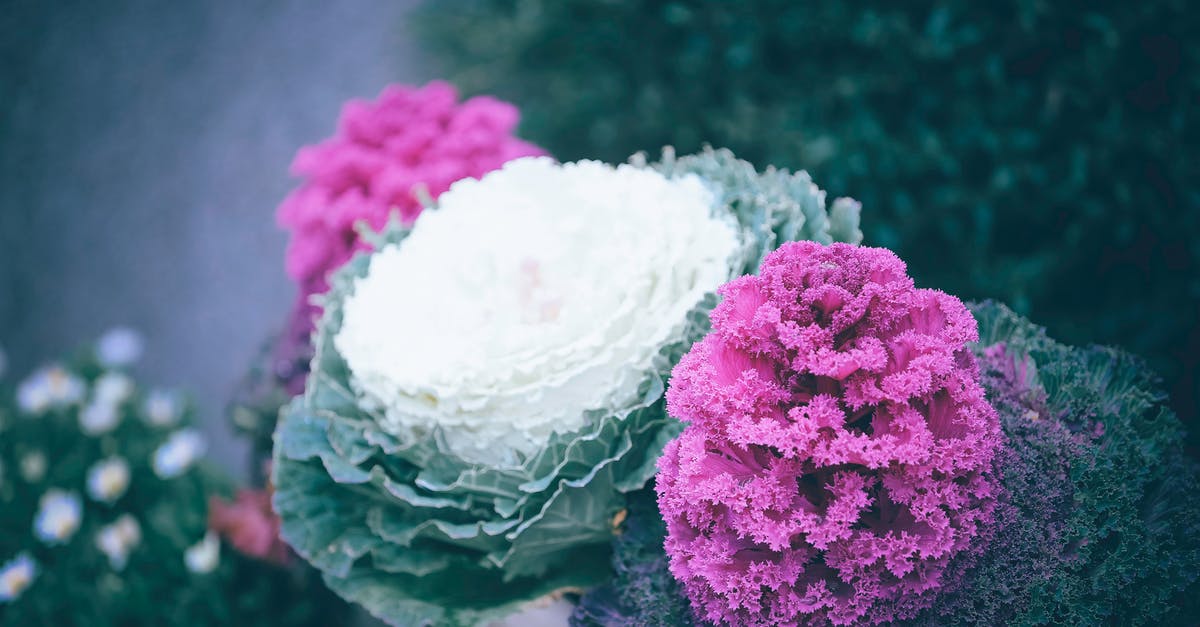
[92,372,134,406]
[86,457,131,504]
[79,400,121,436]
[95,515,141,571]
[19,451,46,483]
[79,373,135,436]
[96,327,143,368]
[16,366,85,415]
[335,157,740,464]
[0,553,37,603]
[184,531,219,574]
[142,389,182,427]
[33,489,82,545]
[152,429,206,478]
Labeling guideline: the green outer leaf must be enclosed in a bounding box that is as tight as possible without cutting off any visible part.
[271,148,863,625]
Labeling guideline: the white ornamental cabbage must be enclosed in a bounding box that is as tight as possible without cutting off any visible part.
[335,157,739,465]
[272,148,863,626]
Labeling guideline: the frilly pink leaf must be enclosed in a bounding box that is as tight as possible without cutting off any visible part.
[657,242,1003,626]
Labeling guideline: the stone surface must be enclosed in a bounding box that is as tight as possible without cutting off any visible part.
[0,4,569,625]
[0,0,421,478]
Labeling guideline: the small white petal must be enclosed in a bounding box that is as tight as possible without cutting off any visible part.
[184,532,220,574]
[143,390,182,427]
[33,490,82,545]
[80,401,121,436]
[93,372,135,406]
[48,368,86,405]
[17,366,84,415]
[0,553,38,602]
[19,452,46,483]
[95,515,141,571]
[15,377,50,414]
[152,429,206,478]
[96,328,144,368]
[86,457,131,504]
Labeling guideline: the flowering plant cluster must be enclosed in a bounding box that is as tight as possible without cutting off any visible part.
[233,81,545,467]
[656,242,1002,625]
[0,332,342,626]
[271,147,862,625]
[575,298,1200,625]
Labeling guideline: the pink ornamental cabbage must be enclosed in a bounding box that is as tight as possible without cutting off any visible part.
[657,242,1002,626]
[278,81,545,304]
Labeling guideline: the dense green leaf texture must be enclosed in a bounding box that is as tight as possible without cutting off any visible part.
[573,302,1200,626]
[920,302,1200,625]
[272,148,862,626]
[415,0,1200,436]
[571,487,694,627]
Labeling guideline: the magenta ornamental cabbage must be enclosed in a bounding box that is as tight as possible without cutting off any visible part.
[657,242,1003,626]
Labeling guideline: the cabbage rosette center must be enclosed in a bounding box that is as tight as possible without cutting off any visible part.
[336,157,738,465]
[271,149,862,626]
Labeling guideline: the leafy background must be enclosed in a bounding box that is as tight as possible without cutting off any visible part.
[413,0,1200,448]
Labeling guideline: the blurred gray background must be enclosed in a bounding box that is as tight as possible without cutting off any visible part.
[0,4,575,623]
[0,0,425,476]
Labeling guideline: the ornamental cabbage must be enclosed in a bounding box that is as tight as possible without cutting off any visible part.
[657,242,1002,626]
[577,301,1200,626]
[335,157,740,464]
[271,148,863,626]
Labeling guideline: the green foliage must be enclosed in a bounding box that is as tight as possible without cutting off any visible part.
[414,0,1200,432]
[0,343,337,626]
[570,486,693,627]
[936,302,1200,625]
[270,148,861,626]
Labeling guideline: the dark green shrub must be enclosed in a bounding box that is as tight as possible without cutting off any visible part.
[414,0,1200,434]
